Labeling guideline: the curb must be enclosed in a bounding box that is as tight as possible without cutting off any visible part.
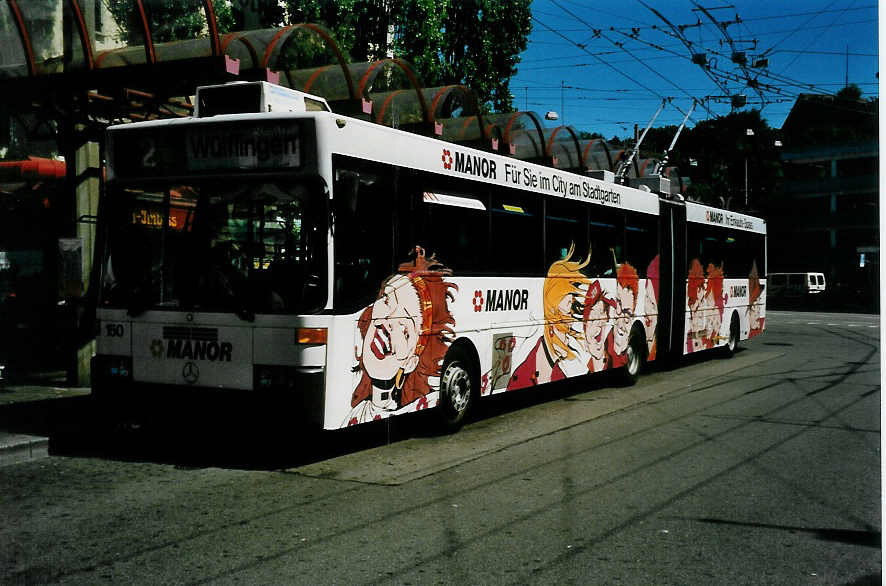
[0,433,50,467]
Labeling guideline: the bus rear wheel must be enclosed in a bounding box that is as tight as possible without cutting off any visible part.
[437,351,475,431]
[621,325,645,386]
[723,315,739,358]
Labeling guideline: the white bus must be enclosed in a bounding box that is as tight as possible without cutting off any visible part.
[92,82,766,430]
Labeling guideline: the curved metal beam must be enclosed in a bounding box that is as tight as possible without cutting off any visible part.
[375,89,406,124]
[201,0,220,56]
[358,59,430,124]
[7,0,35,76]
[68,0,94,69]
[134,0,155,64]
[545,125,582,165]
[264,24,356,99]
[582,138,612,170]
[502,111,544,150]
[302,64,336,93]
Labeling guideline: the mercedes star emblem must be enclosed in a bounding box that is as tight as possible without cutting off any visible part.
[182,361,199,384]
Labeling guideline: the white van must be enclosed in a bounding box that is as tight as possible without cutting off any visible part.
[768,272,826,297]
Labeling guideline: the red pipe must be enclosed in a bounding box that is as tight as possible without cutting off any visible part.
[0,158,67,180]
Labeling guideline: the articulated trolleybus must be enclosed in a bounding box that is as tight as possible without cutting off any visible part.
[94,81,766,430]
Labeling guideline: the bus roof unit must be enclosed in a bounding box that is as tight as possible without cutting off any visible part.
[194,81,330,118]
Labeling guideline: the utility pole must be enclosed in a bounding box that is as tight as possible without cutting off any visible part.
[560,80,565,124]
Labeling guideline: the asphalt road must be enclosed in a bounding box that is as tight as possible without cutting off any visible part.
[0,311,880,585]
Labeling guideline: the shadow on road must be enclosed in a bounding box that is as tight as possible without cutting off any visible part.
[4,348,752,471]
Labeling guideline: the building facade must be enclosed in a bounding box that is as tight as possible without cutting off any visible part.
[771,92,878,311]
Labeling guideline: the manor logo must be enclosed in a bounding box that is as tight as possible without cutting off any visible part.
[478,288,529,312]
[440,148,498,179]
[472,290,484,312]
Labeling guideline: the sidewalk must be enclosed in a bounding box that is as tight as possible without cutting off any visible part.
[0,370,90,467]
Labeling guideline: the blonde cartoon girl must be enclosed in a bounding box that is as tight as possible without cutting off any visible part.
[347,247,456,425]
[508,245,589,390]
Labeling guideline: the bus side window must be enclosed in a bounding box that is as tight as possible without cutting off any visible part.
[414,189,489,275]
[491,191,542,276]
[588,208,624,277]
[545,198,587,263]
[333,161,394,310]
[625,212,657,276]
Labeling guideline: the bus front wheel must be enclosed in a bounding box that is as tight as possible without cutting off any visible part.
[723,315,740,358]
[437,351,475,431]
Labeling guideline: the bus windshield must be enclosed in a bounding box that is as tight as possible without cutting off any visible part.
[100,178,327,316]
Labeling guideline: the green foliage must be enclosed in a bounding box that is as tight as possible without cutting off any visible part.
[578,131,604,140]
[285,0,532,112]
[284,1,360,58]
[836,83,863,101]
[637,125,678,158]
[108,0,234,43]
[428,0,532,112]
[675,109,782,211]
[107,1,531,112]
[230,0,285,30]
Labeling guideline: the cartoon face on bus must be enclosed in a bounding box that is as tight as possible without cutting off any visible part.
[645,255,660,360]
[361,274,423,383]
[607,262,639,366]
[686,258,706,353]
[508,246,589,390]
[348,247,456,425]
[748,261,765,338]
[583,279,615,373]
[702,263,725,349]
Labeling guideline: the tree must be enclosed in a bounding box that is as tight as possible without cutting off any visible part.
[836,83,863,101]
[106,1,531,113]
[675,109,782,211]
[285,0,532,112]
[399,0,532,112]
[107,0,234,43]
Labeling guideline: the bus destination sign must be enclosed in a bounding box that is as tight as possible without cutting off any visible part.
[186,125,300,171]
[110,121,303,178]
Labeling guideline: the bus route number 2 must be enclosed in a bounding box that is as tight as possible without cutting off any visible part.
[105,323,125,337]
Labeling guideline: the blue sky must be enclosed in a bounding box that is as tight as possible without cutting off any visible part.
[512,1,879,140]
